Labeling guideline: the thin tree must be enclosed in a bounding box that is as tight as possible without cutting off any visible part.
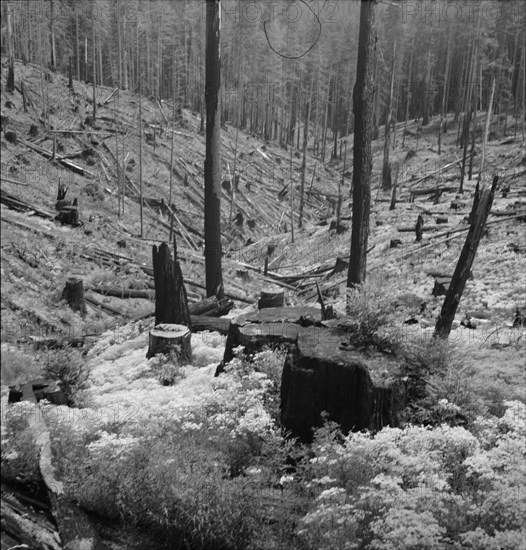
[6,2,15,93]
[298,100,310,228]
[347,0,377,294]
[478,76,496,184]
[137,24,143,238]
[381,38,396,190]
[439,28,453,155]
[204,0,224,299]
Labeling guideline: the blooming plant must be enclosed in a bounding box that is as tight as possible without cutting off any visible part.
[297,401,526,550]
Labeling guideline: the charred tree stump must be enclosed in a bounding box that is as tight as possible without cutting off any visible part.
[415,214,424,242]
[56,205,79,226]
[332,256,350,276]
[258,287,285,309]
[152,241,191,328]
[147,323,192,362]
[61,277,87,318]
[435,176,499,338]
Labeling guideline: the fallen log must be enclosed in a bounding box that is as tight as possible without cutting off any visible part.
[88,286,154,299]
[16,386,102,550]
[84,292,127,316]
[19,138,95,177]
[0,188,55,219]
[190,315,232,334]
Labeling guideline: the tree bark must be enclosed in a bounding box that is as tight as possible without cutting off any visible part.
[204,0,224,299]
[62,277,87,318]
[347,0,377,292]
[382,39,397,190]
[299,100,310,228]
[152,241,191,328]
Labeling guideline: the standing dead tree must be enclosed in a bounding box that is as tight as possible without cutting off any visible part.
[435,175,499,338]
[347,0,378,293]
[152,240,191,328]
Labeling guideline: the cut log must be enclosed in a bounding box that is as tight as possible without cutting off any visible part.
[88,286,154,299]
[61,277,87,318]
[188,295,221,316]
[190,315,232,335]
[13,385,102,550]
[258,287,285,309]
[146,323,192,362]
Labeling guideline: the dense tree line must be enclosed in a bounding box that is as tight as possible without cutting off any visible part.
[2,0,524,154]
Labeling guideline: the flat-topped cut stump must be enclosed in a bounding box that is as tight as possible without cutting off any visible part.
[147,323,192,362]
[258,287,285,309]
[216,307,322,374]
[216,307,407,442]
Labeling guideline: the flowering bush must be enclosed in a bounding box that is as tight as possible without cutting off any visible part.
[39,347,298,549]
[296,401,526,550]
[1,401,41,485]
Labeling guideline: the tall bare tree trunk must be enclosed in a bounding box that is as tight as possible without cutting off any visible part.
[402,37,415,148]
[299,100,310,228]
[438,29,453,155]
[347,0,377,294]
[6,2,15,93]
[137,27,143,237]
[382,39,397,190]
[204,0,224,299]
[49,0,56,71]
[478,77,496,184]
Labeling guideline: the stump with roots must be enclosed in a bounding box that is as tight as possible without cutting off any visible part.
[147,323,192,362]
[258,286,285,309]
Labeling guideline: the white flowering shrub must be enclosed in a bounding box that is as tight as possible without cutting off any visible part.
[38,348,297,549]
[1,401,41,484]
[296,401,526,550]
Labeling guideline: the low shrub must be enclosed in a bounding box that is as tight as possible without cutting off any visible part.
[1,401,41,486]
[0,346,42,386]
[42,348,90,406]
[297,401,526,549]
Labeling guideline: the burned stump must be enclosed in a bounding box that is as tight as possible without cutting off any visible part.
[258,287,285,309]
[281,326,406,442]
[61,277,87,317]
[152,241,191,328]
[147,323,192,362]
[215,307,407,442]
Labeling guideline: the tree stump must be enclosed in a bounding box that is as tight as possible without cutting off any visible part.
[56,206,79,226]
[332,256,349,275]
[61,277,87,317]
[415,214,424,242]
[147,323,192,362]
[432,277,451,297]
[258,287,285,309]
